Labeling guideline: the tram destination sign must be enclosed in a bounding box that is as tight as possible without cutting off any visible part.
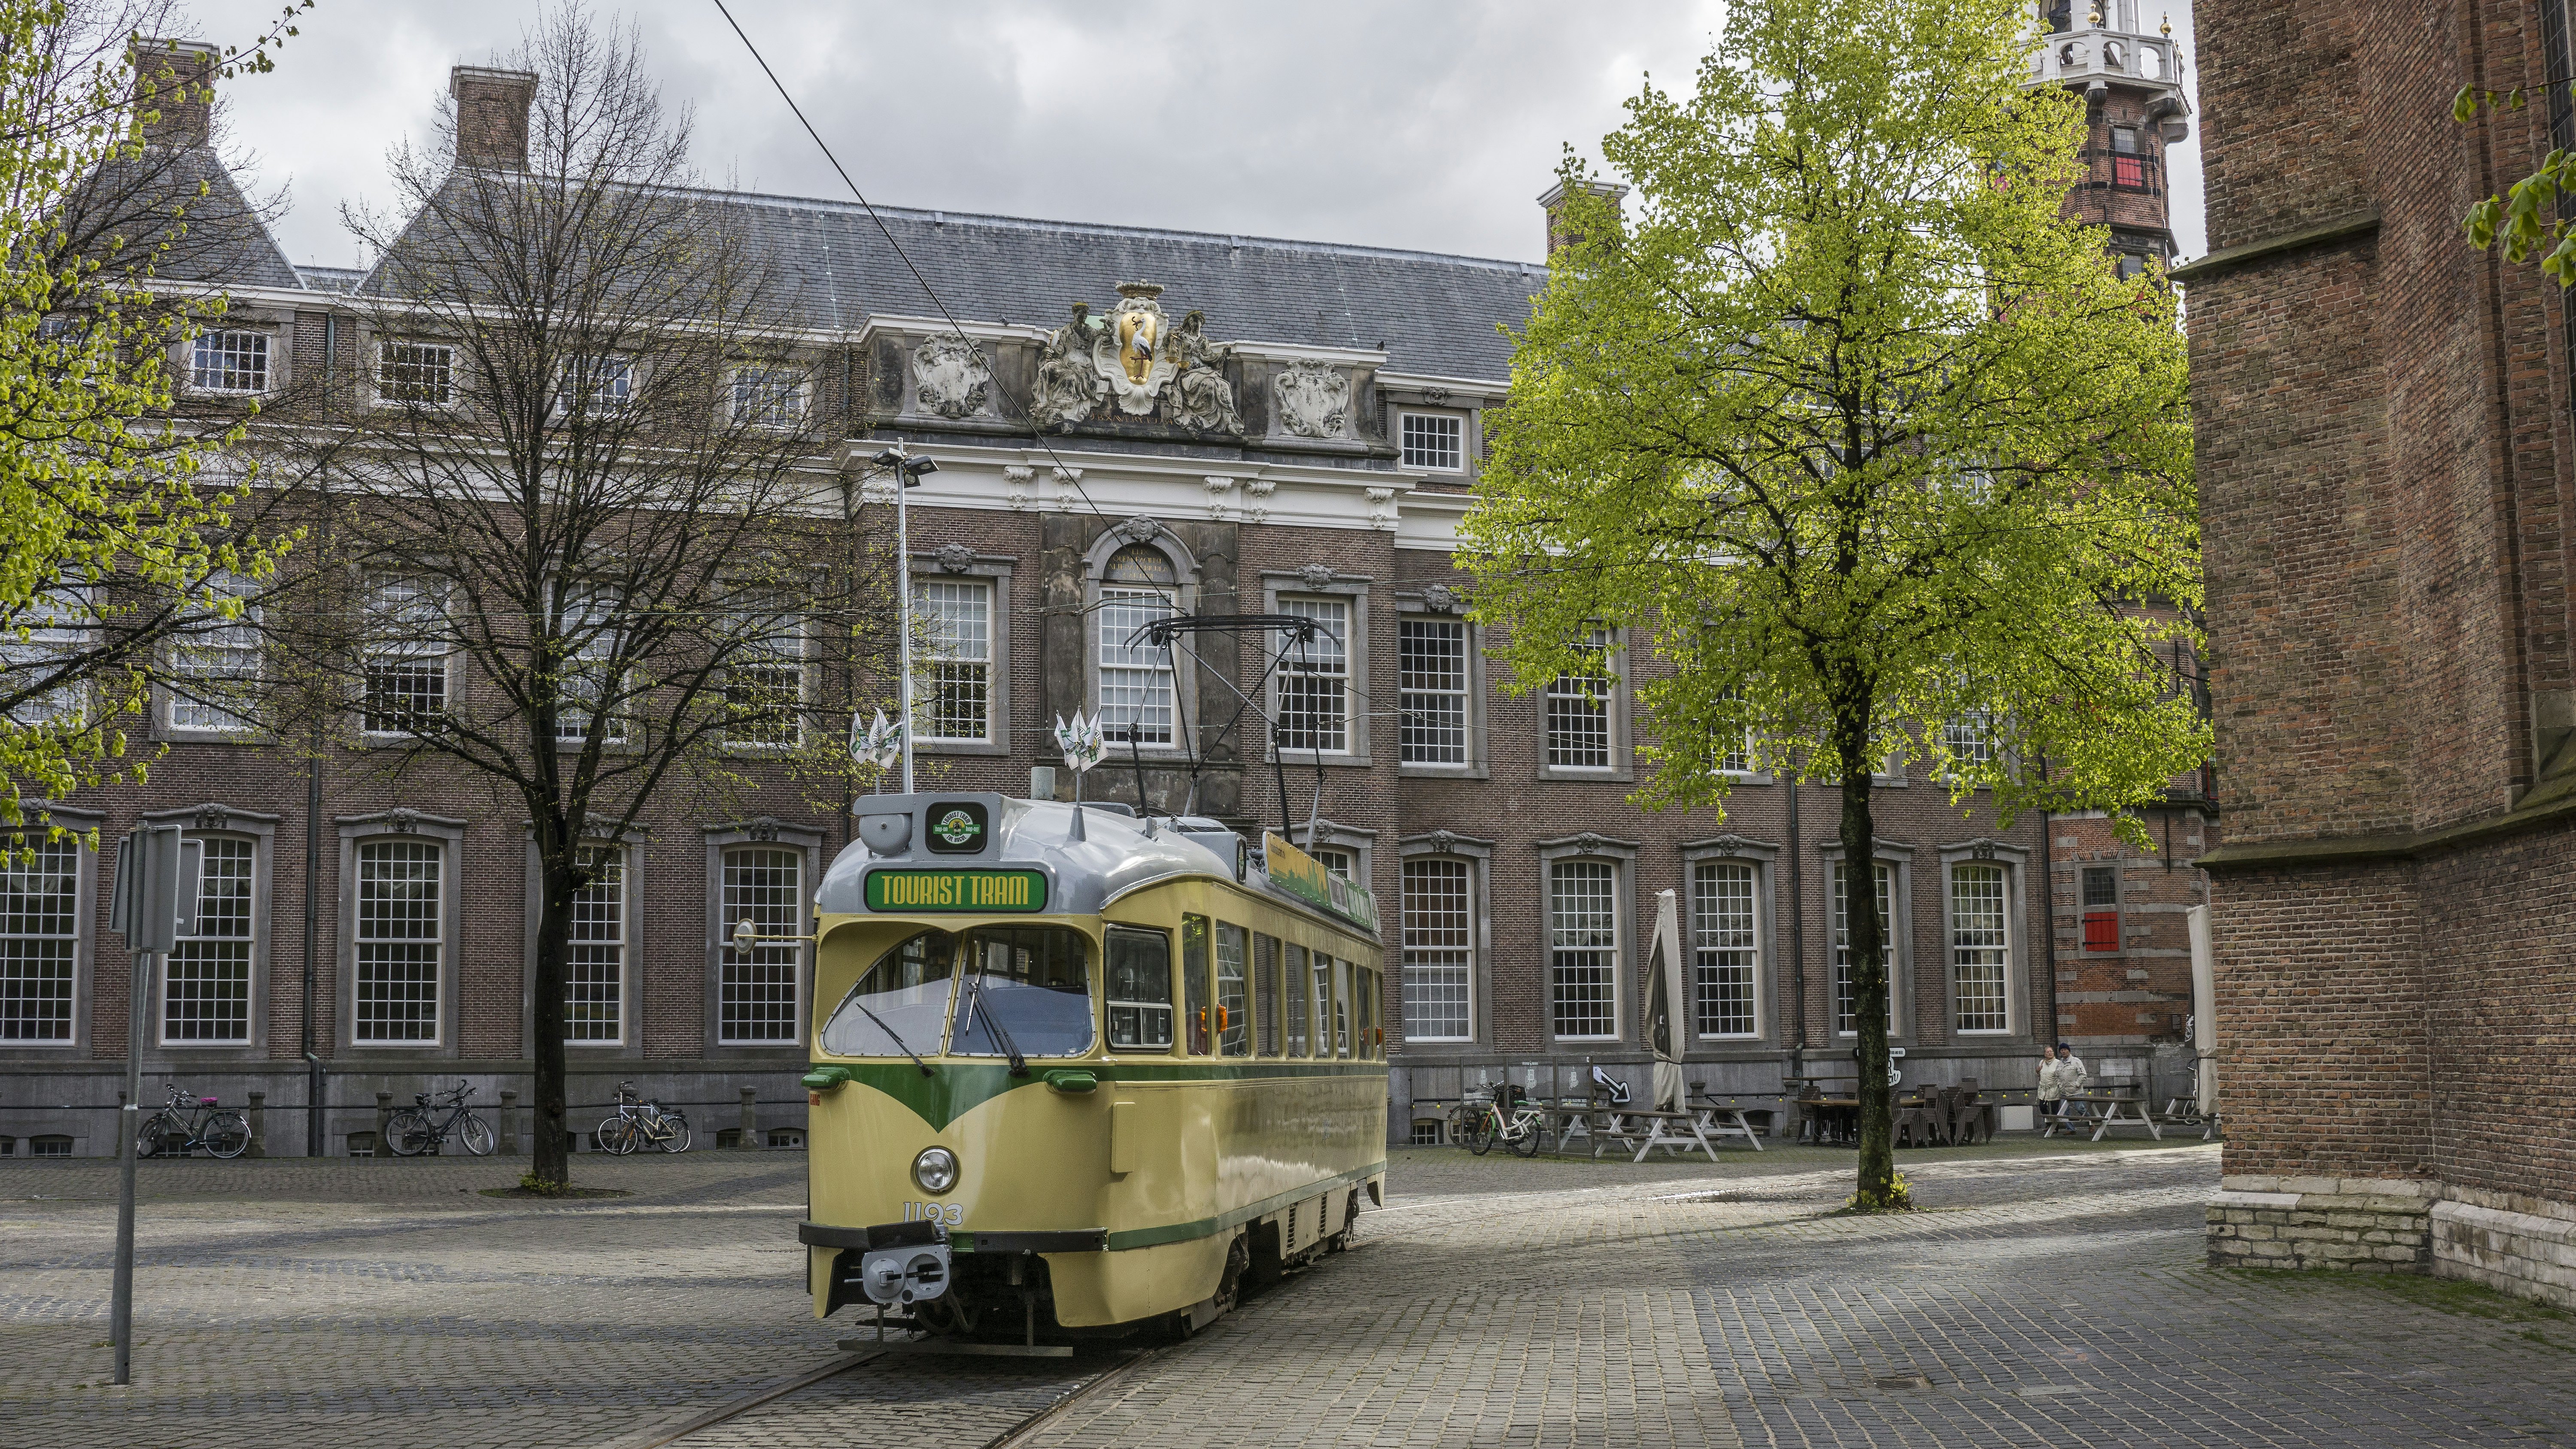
[866,868,1049,913]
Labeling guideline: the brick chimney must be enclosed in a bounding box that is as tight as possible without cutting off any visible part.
[1537,179,1629,258]
[130,39,219,148]
[451,65,537,171]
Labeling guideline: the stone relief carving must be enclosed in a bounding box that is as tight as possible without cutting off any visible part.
[1049,466,1084,513]
[1030,302,1103,429]
[1428,829,1455,854]
[1166,310,1243,433]
[1296,563,1335,590]
[1002,464,1036,512]
[934,543,976,573]
[1275,359,1351,439]
[910,333,991,420]
[1115,515,1163,545]
[1365,485,1399,532]
[1203,475,1238,521]
[1242,477,1276,525]
[193,804,231,833]
[1420,583,1461,614]
[386,807,420,834]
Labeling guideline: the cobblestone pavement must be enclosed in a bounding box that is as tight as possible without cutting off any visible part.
[4,1138,2573,1448]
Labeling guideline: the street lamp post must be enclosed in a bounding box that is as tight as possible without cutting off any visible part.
[871,446,939,794]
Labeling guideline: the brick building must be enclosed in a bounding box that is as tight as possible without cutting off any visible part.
[2179,2,2576,1303]
[3,46,2139,1158]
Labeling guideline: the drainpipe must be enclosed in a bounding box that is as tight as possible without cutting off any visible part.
[1786,758,1805,1073]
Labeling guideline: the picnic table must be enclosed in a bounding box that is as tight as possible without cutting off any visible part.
[1549,1098,1768,1161]
[2043,1090,2163,1141]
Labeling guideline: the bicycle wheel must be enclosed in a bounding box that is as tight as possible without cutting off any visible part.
[595,1116,626,1153]
[133,1112,175,1158]
[456,1112,496,1157]
[203,1111,251,1160]
[654,1113,690,1153]
[1464,1113,1495,1156]
[606,1117,642,1156]
[1510,1114,1544,1158]
[383,1109,434,1157]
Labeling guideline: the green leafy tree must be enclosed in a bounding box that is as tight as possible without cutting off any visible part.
[0,1,312,842]
[1459,0,2204,1209]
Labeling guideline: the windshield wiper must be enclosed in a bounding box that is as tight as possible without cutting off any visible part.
[851,996,934,1078]
[958,963,1029,1077]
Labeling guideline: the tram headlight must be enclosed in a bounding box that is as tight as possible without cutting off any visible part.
[912,1146,959,1195]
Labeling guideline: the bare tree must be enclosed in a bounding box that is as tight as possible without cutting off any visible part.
[270,10,888,1190]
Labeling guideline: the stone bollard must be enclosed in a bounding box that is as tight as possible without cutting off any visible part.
[247,1091,266,1158]
[499,1090,519,1155]
[375,1091,392,1156]
[740,1086,759,1149]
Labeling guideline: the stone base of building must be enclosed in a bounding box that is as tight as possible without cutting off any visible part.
[2205,1176,2436,1272]
[2208,1176,2576,1311]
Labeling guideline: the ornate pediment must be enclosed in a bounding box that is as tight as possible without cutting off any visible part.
[1027,282,1244,437]
[911,333,991,419]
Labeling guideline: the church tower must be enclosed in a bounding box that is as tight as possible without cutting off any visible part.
[2030,0,2192,276]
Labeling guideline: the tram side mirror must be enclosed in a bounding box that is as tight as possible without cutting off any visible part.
[732,918,757,953]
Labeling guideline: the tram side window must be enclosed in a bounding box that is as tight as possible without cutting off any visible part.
[820,930,954,1058]
[1355,966,1377,1057]
[1333,957,1353,1058]
[1182,915,1212,1055]
[1283,943,1310,1057]
[1253,934,1280,1056]
[950,925,1094,1059]
[1106,926,1173,1050]
[1215,923,1251,1057]
[1312,952,1336,1060]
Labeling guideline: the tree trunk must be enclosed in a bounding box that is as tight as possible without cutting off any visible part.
[529,850,575,1189]
[1835,717,1906,1210]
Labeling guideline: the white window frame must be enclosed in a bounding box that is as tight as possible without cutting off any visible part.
[1681,836,1778,1043]
[1537,834,1638,1043]
[149,809,276,1050]
[704,819,820,1051]
[1396,605,1483,776]
[913,576,993,745]
[1272,594,1353,758]
[1261,569,1373,765]
[5,584,91,728]
[555,353,635,416]
[166,571,261,737]
[1540,628,1628,780]
[336,812,465,1053]
[1940,838,2028,1039]
[729,363,809,427]
[909,553,1015,756]
[722,594,808,752]
[188,329,271,395]
[1395,831,1492,1049]
[1822,840,1914,1040]
[1397,410,1466,472]
[0,805,98,1055]
[359,573,453,740]
[1397,853,1475,1044]
[1084,527,1202,762]
[551,581,626,747]
[537,839,637,1050]
[374,338,457,407]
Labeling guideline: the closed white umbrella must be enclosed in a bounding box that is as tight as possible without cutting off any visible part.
[1646,888,1688,1111]
[2188,904,2217,1117]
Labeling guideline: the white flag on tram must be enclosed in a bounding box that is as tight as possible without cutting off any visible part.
[851,707,905,773]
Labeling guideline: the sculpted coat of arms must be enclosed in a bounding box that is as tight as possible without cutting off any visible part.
[911,333,991,419]
[1026,281,1244,434]
[1274,358,1350,439]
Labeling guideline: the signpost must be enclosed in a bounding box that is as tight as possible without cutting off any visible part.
[103,824,198,1387]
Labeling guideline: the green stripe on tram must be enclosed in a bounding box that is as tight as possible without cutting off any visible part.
[1099,1162,1387,1252]
[817,1058,1387,1131]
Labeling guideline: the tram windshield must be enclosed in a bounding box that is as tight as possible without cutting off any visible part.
[949,925,1094,1058]
[820,931,955,1058]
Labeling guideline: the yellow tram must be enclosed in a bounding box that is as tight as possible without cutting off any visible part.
[797,792,1389,1341]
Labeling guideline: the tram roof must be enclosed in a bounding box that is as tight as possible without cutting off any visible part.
[815,793,1377,937]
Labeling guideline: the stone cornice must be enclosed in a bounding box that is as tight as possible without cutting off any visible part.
[2166,209,2381,285]
[2195,788,2576,873]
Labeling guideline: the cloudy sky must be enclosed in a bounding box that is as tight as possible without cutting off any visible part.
[182,0,2205,275]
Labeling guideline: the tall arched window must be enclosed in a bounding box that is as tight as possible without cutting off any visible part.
[1097,544,1177,746]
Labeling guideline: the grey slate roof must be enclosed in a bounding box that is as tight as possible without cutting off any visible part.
[88,147,305,292]
[727,194,1540,382]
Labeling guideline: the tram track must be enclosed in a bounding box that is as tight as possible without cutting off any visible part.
[599,1340,1163,1449]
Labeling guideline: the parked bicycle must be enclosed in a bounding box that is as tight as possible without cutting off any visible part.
[594,1082,690,1155]
[1455,1084,1547,1158]
[385,1080,496,1157]
[135,1083,250,1159]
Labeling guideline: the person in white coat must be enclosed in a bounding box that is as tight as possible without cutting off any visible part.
[2050,1042,2090,1120]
